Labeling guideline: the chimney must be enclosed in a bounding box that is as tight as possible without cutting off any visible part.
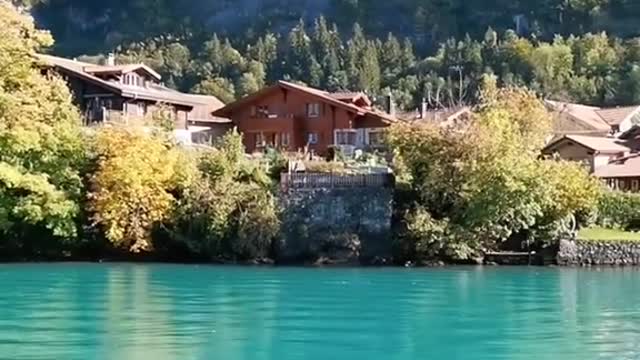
[106,53,115,66]
[386,92,396,116]
[420,98,428,119]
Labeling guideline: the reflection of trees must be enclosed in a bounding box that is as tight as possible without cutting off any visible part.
[568,268,640,358]
[102,265,193,360]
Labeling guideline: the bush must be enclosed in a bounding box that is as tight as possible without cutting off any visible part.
[304,160,347,173]
[165,130,280,260]
[263,147,288,180]
[388,86,601,261]
[596,191,640,231]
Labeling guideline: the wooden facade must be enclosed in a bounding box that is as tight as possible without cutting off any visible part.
[603,177,640,192]
[213,81,395,154]
[38,54,228,136]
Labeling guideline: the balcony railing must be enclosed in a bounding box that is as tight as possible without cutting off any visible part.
[281,173,394,190]
[84,109,143,126]
[251,113,295,119]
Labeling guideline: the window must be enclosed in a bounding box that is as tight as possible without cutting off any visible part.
[632,180,639,192]
[256,105,269,117]
[255,132,265,148]
[306,103,320,118]
[97,98,112,110]
[123,74,134,85]
[280,132,290,147]
[367,130,384,146]
[136,102,146,117]
[123,73,143,87]
[335,130,356,145]
[307,132,319,145]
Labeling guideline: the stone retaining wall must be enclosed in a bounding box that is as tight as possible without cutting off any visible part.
[557,239,640,266]
[278,187,393,264]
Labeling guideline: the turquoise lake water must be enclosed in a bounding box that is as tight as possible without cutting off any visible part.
[0,264,639,360]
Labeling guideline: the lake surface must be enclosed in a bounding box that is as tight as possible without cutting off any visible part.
[0,264,639,360]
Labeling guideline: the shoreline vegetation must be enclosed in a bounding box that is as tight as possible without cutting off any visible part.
[2,4,640,267]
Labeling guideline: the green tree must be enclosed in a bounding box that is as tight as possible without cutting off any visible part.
[528,41,574,99]
[380,33,403,82]
[388,85,600,261]
[236,72,261,98]
[0,3,85,254]
[191,77,236,104]
[357,41,381,92]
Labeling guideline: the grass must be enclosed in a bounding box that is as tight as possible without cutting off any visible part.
[578,227,640,242]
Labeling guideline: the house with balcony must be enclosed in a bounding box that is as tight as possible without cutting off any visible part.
[37,54,231,143]
[211,81,397,155]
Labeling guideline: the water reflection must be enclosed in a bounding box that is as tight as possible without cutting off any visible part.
[0,265,639,360]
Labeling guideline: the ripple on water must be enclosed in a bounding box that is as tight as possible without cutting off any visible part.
[0,265,639,360]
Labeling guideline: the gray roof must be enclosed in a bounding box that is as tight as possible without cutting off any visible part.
[545,100,640,133]
[595,154,640,178]
[37,54,229,124]
[543,134,632,154]
[37,54,225,112]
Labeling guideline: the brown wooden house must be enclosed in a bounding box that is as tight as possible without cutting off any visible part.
[594,154,640,191]
[212,81,397,154]
[37,54,231,143]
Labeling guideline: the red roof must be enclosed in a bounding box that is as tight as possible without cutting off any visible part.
[212,80,397,124]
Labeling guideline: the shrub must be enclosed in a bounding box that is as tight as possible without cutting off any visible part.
[388,86,601,261]
[263,147,288,180]
[596,191,640,231]
[165,130,280,260]
[304,160,347,173]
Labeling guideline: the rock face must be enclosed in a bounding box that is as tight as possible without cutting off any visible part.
[278,187,393,265]
[557,239,640,266]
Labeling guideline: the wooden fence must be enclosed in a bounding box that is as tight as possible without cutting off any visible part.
[281,173,394,190]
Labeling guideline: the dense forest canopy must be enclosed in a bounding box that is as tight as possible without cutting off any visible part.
[26,0,640,110]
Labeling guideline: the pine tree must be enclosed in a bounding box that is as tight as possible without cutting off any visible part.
[286,19,318,83]
[201,35,224,76]
[357,41,381,92]
[237,73,261,97]
[380,33,402,82]
[401,38,416,70]
[191,77,236,103]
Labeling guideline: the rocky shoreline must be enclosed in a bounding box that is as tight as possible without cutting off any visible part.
[557,239,640,266]
[6,239,640,267]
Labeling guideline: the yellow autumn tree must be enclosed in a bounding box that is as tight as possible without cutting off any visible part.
[88,127,181,252]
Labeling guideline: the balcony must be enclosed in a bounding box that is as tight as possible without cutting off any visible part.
[250,113,295,120]
[245,113,298,133]
[84,109,144,127]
